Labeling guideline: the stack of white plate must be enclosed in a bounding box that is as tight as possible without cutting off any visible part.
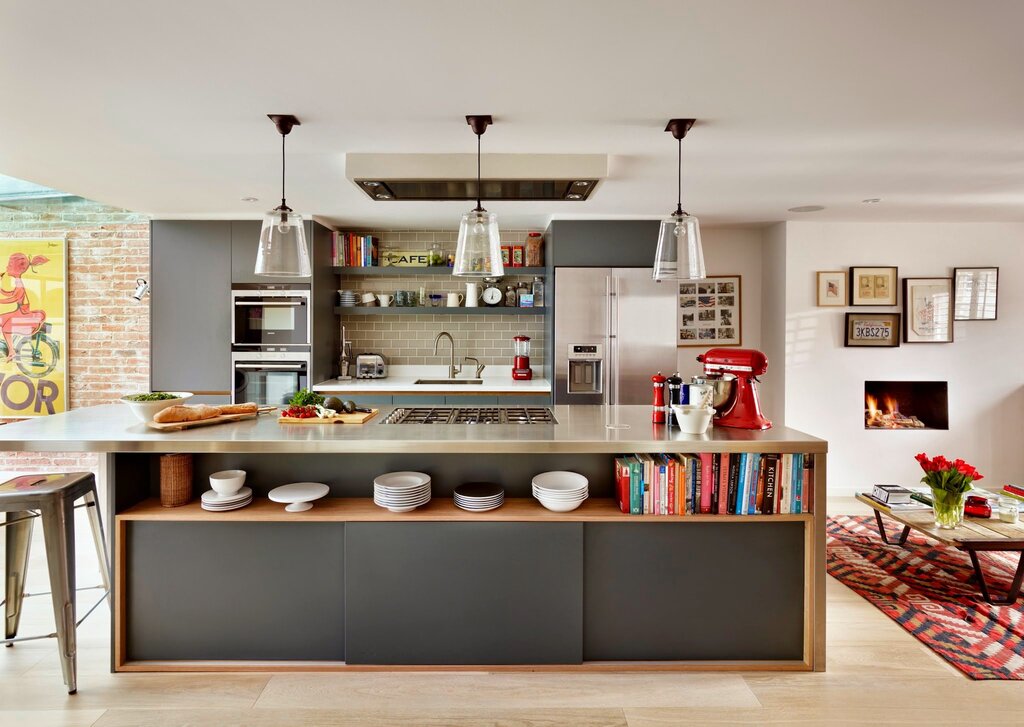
[373,471,431,513]
[454,483,504,512]
[532,471,589,512]
[338,290,359,307]
[201,486,253,512]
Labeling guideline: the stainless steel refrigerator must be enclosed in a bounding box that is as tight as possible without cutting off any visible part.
[554,267,678,405]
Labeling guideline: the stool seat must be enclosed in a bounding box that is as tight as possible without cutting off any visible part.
[1,471,110,694]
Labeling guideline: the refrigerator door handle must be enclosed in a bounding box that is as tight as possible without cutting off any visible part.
[605,274,614,405]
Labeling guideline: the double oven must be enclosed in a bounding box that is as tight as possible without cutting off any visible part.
[231,284,310,406]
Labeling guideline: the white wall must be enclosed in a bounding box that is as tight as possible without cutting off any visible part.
[782,221,1024,495]
[759,223,787,425]
[675,226,764,380]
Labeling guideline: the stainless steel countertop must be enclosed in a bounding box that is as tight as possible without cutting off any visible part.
[0,405,827,454]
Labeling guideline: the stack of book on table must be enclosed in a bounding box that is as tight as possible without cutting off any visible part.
[999,484,1024,503]
[613,452,814,515]
[861,484,932,510]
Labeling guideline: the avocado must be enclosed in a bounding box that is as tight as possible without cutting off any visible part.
[324,396,345,413]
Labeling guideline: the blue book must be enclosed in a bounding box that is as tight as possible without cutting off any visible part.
[746,453,761,515]
[734,453,748,515]
[792,453,803,513]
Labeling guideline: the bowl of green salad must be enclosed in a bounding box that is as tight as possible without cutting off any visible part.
[120,391,193,422]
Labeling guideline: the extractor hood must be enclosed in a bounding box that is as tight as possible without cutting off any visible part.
[345,153,607,202]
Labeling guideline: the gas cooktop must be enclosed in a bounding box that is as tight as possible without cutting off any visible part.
[382,407,557,425]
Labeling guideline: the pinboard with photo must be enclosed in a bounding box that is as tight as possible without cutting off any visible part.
[678,275,741,346]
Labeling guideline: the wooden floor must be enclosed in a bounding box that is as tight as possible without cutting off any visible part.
[2,497,1022,726]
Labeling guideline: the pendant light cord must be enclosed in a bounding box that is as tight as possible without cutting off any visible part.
[280,132,287,210]
[475,133,483,212]
[675,136,683,217]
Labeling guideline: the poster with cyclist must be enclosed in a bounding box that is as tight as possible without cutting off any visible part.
[0,238,66,417]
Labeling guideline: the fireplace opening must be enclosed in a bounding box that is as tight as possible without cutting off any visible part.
[864,381,948,430]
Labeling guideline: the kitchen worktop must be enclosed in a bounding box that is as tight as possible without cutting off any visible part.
[312,365,551,395]
[0,404,825,454]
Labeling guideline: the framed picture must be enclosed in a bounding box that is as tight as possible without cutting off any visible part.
[844,312,900,348]
[953,267,998,321]
[0,238,68,417]
[816,271,847,307]
[903,277,953,343]
[678,275,741,346]
[849,266,898,306]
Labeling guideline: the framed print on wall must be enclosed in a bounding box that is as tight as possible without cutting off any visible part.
[849,266,898,306]
[0,238,68,417]
[844,312,900,348]
[903,277,953,343]
[953,266,998,321]
[678,275,741,346]
[816,271,847,306]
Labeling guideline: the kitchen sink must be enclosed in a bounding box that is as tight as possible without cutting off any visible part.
[414,378,484,385]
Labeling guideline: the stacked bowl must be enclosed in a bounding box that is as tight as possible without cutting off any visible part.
[532,471,589,512]
[338,290,358,307]
[373,471,431,513]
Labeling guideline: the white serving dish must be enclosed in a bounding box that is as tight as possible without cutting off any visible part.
[201,486,252,504]
[671,405,716,435]
[374,472,431,490]
[209,469,246,496]
[119,392,193,422]
[532,471,589,493]
[535,496,586,513]
[268,482,330,512]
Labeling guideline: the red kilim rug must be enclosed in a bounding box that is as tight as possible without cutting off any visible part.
[827,514,1024,679]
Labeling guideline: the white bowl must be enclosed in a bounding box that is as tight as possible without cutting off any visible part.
[532,487,588,499]
[120,392,193,422]
[209,469,246,496]
[532,471,589,493]
[536,496,586,513]
[671,405,716,435]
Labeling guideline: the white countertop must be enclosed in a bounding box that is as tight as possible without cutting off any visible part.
[313,365,551,395]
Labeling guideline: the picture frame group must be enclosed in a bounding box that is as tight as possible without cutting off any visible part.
[678,275,741,346]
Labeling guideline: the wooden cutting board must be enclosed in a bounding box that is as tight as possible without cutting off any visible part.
[144,406,277,432]
[278,409,378,425]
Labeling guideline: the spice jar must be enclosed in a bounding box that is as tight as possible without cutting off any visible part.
[999,498,1020,524]
[504,285,517,307]
[525,232,543,266]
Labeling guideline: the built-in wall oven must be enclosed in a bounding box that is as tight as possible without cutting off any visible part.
[232,350,310,407]
[231,285,310,347]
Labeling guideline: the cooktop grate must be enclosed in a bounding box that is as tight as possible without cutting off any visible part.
[382,407,557,425]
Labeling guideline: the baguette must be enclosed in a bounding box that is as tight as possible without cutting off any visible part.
[216,402,259,416]
[152,404,222,424]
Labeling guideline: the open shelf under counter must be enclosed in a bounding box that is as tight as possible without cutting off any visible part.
[334,305,545,315]
[334,266,547,276]
[117,496,813,523]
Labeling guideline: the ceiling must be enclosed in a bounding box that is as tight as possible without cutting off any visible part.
[2,0,1023,229]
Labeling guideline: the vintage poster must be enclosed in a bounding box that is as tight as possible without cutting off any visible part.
[0,238,67,417]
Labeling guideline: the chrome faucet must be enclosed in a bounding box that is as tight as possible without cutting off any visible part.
[464,357,485,378]
[433,331,461,379]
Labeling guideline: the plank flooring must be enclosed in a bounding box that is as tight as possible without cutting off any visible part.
[0,496,1014,726]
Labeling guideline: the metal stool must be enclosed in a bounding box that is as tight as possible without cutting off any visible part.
[0,472,111,694]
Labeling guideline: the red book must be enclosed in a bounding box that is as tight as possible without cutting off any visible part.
[614,458,630,513]
[1004,483,1024,497]
[718,453,730,515]
[699,453,714,513]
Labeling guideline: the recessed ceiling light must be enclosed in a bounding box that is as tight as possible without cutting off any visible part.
[573,180,590,187]
[375,193,392,200]
[363,181,381,188]
[566,193,583,200]
[241,196,259,202]
[788,205,825,213]
[862,198,882,204]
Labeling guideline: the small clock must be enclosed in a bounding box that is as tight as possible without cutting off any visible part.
[482,285,503,306]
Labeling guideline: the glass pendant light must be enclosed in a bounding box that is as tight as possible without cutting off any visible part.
[653,118,705,281]
[255,114,311,277]
[453,115,503,277]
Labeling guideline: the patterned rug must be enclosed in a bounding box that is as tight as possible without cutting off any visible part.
[827,514,1024,679]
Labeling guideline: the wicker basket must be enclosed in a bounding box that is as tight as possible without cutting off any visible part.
[159,453,193,507]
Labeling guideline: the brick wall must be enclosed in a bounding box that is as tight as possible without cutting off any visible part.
[0,196,149,472]
[338,229,546,368]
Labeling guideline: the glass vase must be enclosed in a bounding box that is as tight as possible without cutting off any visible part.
[930,487,965,529]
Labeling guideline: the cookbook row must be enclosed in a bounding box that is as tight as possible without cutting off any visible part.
[614,452,815,516]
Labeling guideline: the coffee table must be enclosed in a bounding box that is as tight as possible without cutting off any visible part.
[856,493,1024,605]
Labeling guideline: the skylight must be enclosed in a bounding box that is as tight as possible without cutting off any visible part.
[0,173,72,202]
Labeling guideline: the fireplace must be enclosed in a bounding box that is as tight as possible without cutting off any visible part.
[864,381,949,430]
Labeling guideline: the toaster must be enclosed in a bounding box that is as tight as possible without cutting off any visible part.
[355,353,388,379]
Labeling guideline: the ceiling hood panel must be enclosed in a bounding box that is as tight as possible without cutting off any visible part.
[346,153,607,202]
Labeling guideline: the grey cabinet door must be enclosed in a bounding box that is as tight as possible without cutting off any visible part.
[151,221,231,393]
[548,220,661,268]
[231,220,312,284]
[345,522,583,664]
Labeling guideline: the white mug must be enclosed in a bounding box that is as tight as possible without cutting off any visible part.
[360,292,377,304]
[465,282,483,307]
[446,292,465,307]
[376,294,394,307]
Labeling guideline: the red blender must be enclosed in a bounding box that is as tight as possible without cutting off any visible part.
[512,335,533,380]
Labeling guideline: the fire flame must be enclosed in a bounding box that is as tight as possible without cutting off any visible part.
[865,394,924,429]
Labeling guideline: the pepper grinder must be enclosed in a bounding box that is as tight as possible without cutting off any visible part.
[665,372,683,427]
[651,372,667,424]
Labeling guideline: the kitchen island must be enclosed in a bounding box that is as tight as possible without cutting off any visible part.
[0,405,827,673]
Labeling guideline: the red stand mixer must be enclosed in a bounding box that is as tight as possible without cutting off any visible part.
[696,348,772,430]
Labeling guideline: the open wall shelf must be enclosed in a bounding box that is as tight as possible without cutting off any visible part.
[333,266,547,276]
[334,306,545,315]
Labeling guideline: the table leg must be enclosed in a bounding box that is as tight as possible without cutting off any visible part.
[966,549,1024,606]
[873,509,910,546]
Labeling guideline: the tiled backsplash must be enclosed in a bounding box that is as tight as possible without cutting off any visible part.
[337,229,546,368]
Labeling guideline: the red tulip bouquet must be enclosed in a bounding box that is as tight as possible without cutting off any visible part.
[915,453,984,529]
